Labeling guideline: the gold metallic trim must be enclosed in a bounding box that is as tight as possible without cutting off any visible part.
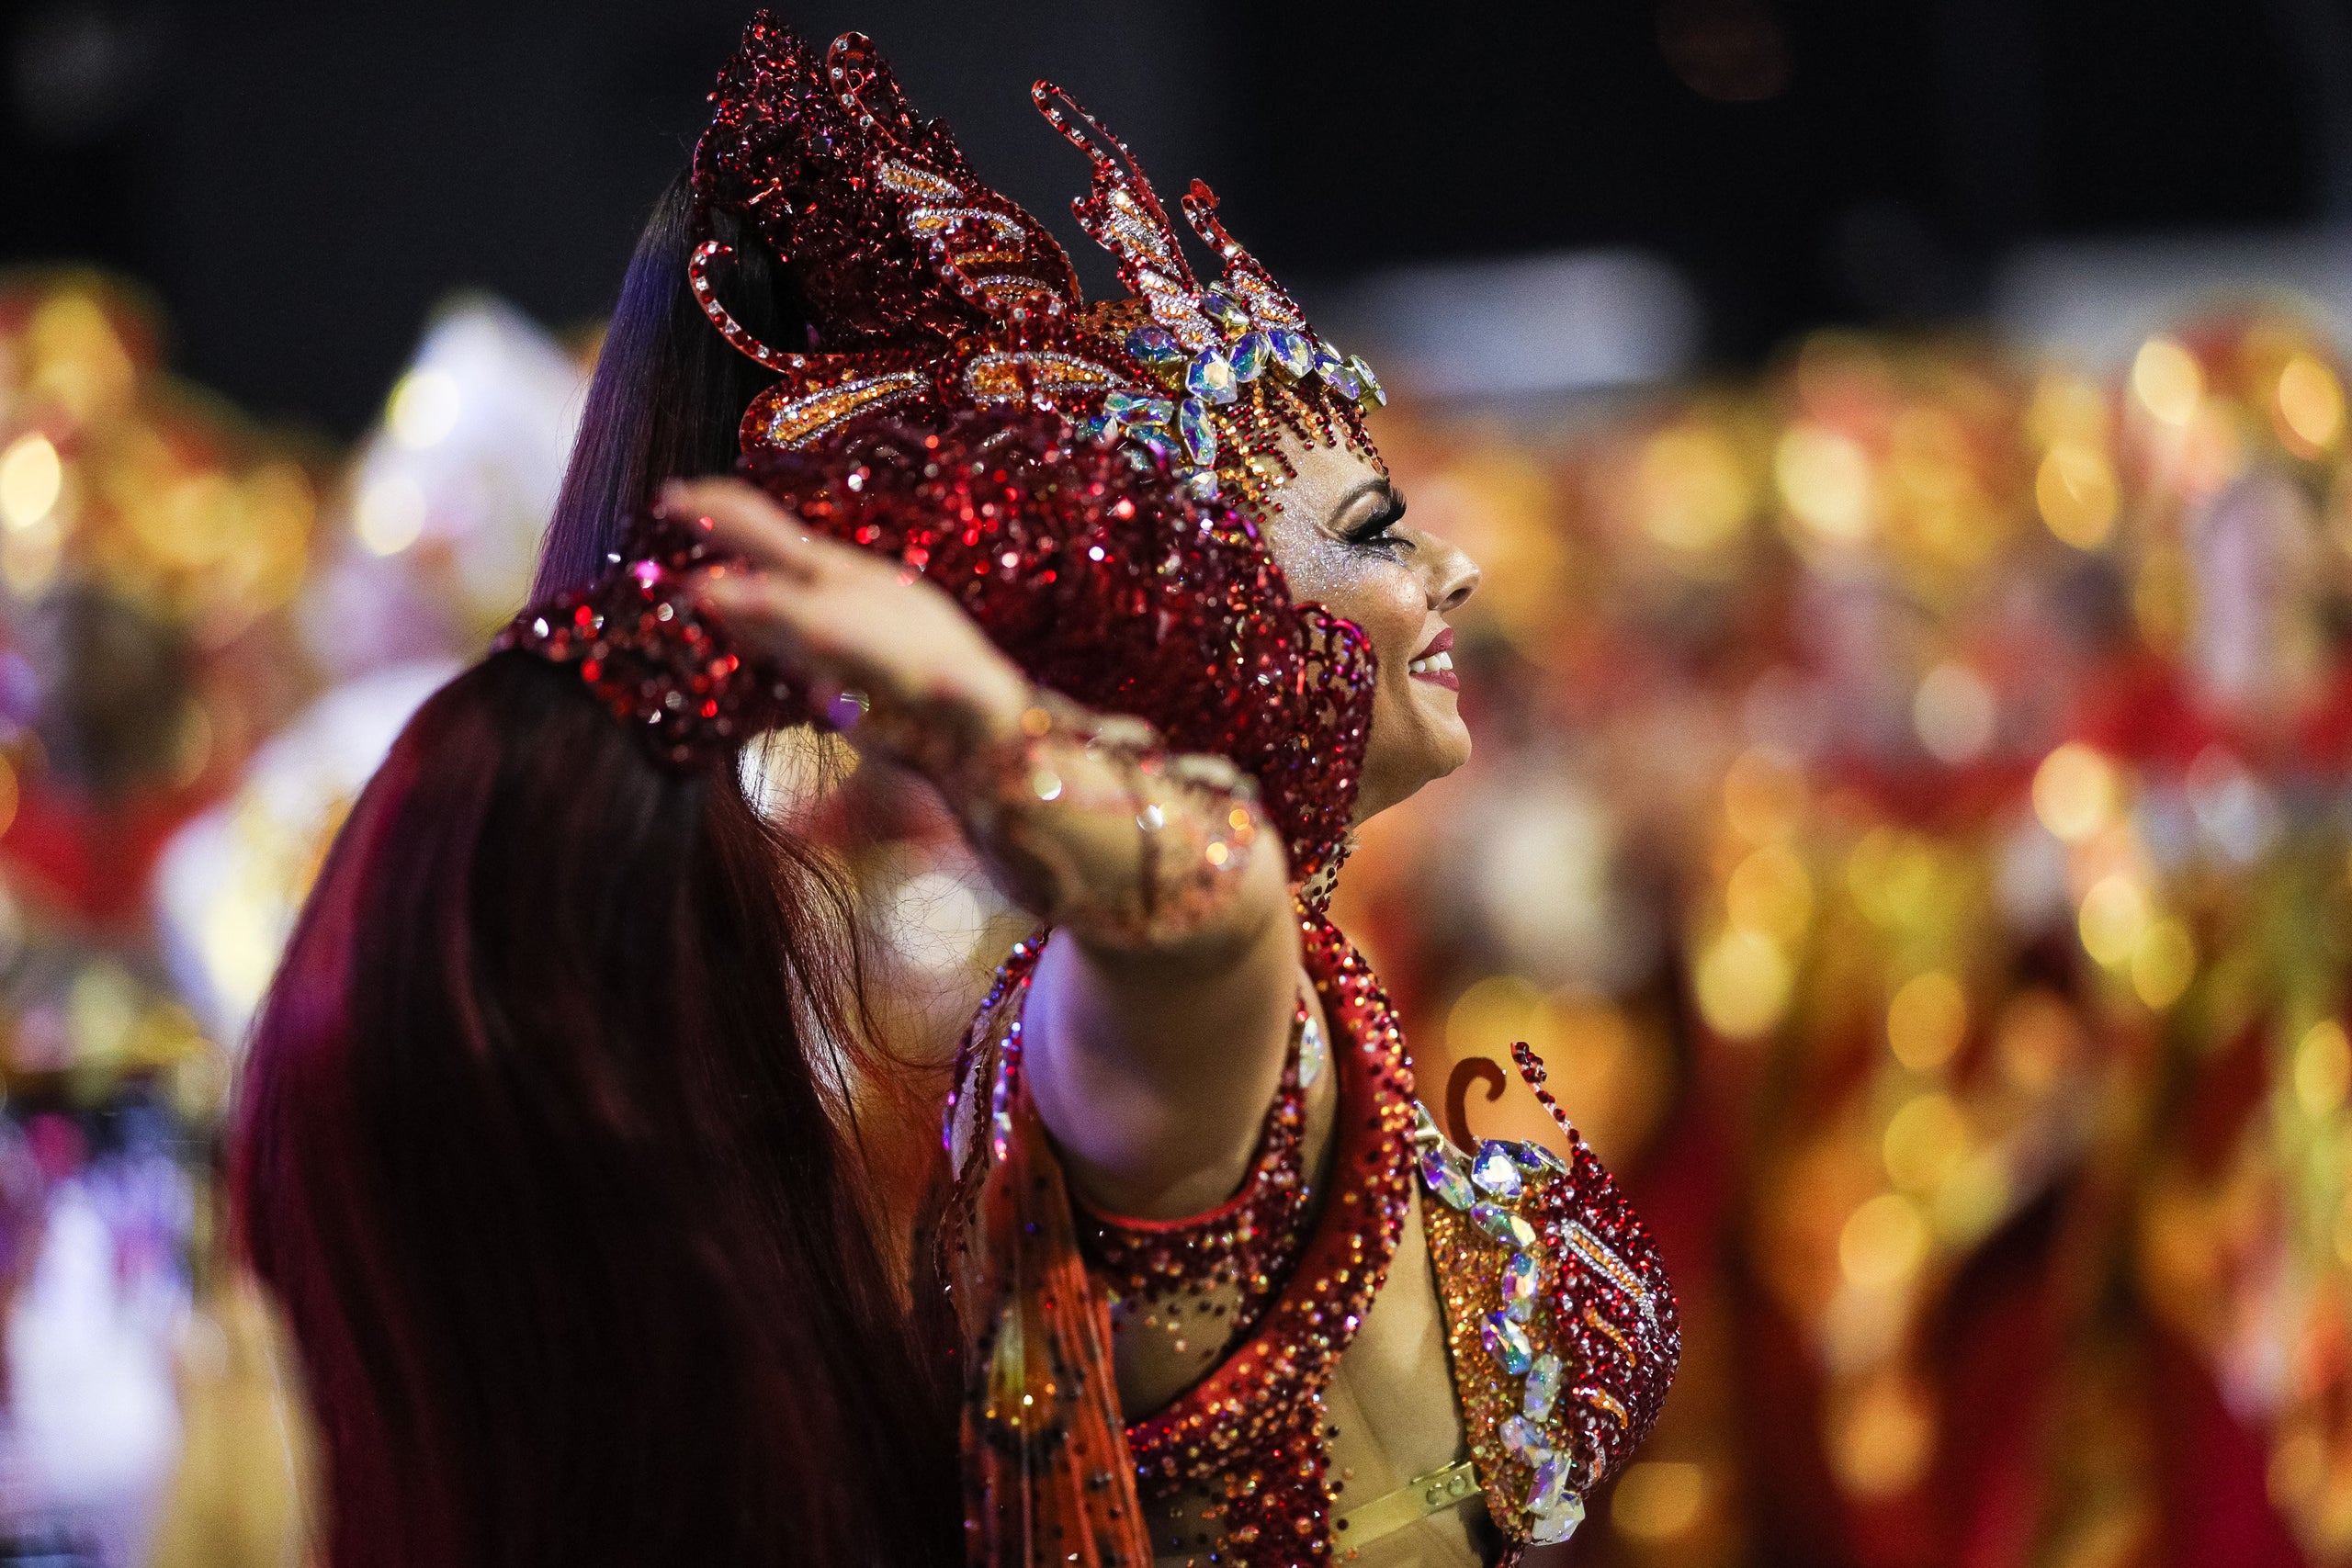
[1334,1459,1481,1551]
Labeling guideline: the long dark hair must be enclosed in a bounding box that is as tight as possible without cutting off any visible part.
[232,177,956,1567]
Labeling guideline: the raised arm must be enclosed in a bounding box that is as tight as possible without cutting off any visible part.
[671,478,1300,1220]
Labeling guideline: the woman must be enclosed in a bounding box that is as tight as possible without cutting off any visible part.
[237,14,1677,1568]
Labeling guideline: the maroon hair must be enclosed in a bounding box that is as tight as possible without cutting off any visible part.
[232,178,956,1567]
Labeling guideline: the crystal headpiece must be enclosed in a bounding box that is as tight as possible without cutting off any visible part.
[687,17,1386,511]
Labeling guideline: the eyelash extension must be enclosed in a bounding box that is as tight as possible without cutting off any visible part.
[1344,496,1411,551]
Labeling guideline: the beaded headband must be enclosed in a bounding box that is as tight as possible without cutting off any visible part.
[686,17,1386,513]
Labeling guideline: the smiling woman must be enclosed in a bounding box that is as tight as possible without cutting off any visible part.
[232,15,1675,1568]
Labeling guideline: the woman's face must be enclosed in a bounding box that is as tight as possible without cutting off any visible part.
[1258,435,1481,822]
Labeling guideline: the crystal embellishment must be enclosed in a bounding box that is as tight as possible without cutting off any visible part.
[1502,1249,1542,1322]
[1323,356,1363,400]
[1349,355,1385,407]
[1298,1013,1329,1089]
[1471,1142,1525,1199]
[1127,426,1177,464]
[1103,389,1174,426]
[1527,1454,1570,1515]
[1498,1415,1549,1461]
[1521,1349,1564,1420]
[1532,1494,1586,1546]
[1482,1311,1534,1375]
[1511,1141,1571,1178]
[1125,324,1183,366]
[1198,291,1250,333]
[1179,398,1218,465]
[1473,1201,1537,1250]
[1185,348,1238,405]
[1419,1148,1475,1211]
[1228,330,1270,381]
[1269,328,1317,378]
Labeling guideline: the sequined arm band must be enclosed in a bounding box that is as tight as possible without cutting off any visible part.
[869,687,1266,949]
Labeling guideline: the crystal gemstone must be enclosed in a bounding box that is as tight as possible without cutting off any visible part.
[1349,354,1385,406]
[1498,1415,1550,1461]
[1228,331,1271,382]
[1481,1311,1534,1375]
[1528,1454,1570,1515]
[1521,1350,1564,1419]
[1269,329,1317,378]
[1532,1495,1586,1546]
[1103,389,1174,426]
[1178,398,1218,465]
[1185,349,1238,406]
[1197,291,1250,333]
[1472,1142,1525,1198]
[1502,1249,1542,1322]
[1125,325,1184,366]
[1473,1201,1538,1250]
[1419,1149,1475,1211]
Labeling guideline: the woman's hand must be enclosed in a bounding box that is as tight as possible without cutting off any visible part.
[660,476,1033,762]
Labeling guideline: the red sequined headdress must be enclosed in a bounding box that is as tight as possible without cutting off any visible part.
[504,15,1387,885]
[685,18,1387,510]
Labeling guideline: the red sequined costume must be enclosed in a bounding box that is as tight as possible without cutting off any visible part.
[502,16,1679,1565]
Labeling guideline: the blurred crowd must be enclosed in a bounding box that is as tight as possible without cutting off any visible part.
[4,265,2352,1567]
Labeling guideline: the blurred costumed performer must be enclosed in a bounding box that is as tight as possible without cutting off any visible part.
[233,16,1679,1568]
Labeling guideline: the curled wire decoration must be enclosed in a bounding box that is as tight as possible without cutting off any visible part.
[687,240,801,373]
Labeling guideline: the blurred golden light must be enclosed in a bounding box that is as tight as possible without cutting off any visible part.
[68,962,141,1067]
[1846,829,1944,931]
[1883,1092,1969,1193]
[2334,1190,2352,1269]
[1725,841,1813,942]
[2295,1021,2351,1118]
[28,292,136,416]
[1826,1373,1935,1497]
[2031,743,2118,843]
[1912,661,1996,764]
[1839,1192,1928,1289]
[1776,423,1873,542]
[2033,442,2118,549]
[1887,971,1967,1073]
[2269,1424,2327,1516]
[0,434,62,531]
[1,515,62,595]
[389,368,463,450]
[1931,1154,2013,1246]
[0,754,16,840]
[355,473,426,556]
[2132,337,2204,426]
[1723,747,1806,843]
[2076,874,2149,966]
[2130,917,2196,1010]
[1637,422,1750,551]
[1611,1461,1707,1541]
[1995,988,2079,1093]
[2025,370,2109,448]
[2276,353,2344,454]
[1694,928,1792,1040]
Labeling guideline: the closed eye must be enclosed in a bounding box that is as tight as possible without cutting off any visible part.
[1343,491,1411,553]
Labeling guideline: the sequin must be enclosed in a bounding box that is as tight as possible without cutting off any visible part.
[1482,1312,1535,1375]
[1472,1142,1525,1198]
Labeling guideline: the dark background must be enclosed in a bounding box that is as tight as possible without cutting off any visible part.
[3,0,2346,435]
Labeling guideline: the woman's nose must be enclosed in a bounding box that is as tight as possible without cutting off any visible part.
[1423,534,1480,613]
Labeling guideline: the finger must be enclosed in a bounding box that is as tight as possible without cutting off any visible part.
[656,478,823,578]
